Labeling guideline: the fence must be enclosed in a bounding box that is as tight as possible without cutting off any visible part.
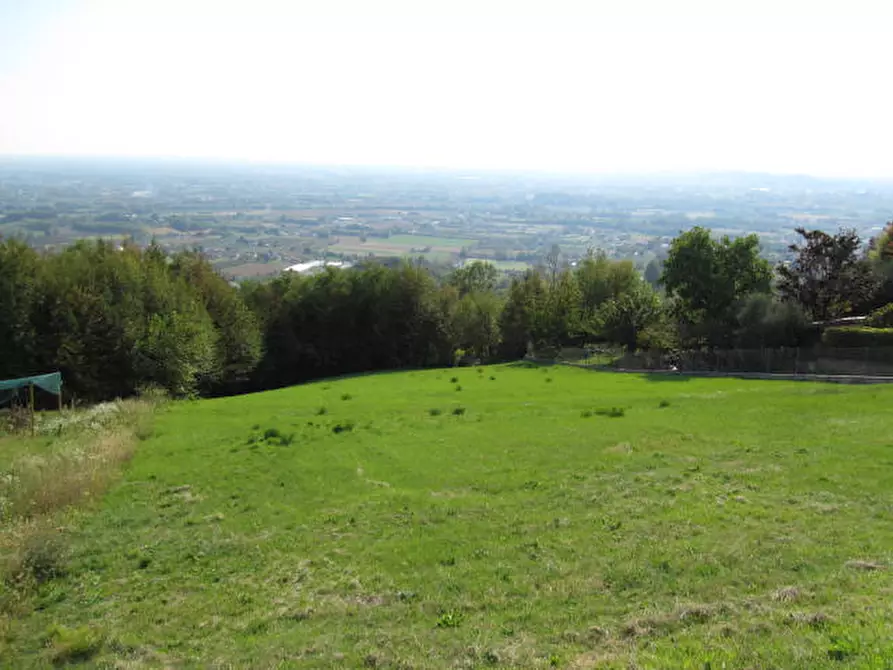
[558,346,893,377]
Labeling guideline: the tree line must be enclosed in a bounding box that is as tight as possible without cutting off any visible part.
[2,222,893,402]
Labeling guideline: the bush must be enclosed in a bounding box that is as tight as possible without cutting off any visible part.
[866,303,893,328]
[736,294,814,348]
[822,326,893,348]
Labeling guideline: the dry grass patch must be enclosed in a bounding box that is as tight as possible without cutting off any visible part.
[4,429,137,519]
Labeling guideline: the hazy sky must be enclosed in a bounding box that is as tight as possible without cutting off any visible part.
[1,0,892,177]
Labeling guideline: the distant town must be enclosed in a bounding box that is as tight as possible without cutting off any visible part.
[2,157,892,281]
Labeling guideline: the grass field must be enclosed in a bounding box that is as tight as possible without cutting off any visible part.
[2,365,893,668]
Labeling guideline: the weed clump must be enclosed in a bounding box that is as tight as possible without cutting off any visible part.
[489,375,496,381]
[659,400,671,408]
[450,377,459,384]
[261,427,294,446]
[436,610,464,628]
[332,421,355,434]
[341,393,353,401]
[455,385,462,392]
[594,407,626,418]
[581,409,593,418]
[452,407,466,416]
[428,408,443,416]
[316,406,328,416]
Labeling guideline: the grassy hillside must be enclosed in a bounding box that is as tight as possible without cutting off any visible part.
[3,365,893,668]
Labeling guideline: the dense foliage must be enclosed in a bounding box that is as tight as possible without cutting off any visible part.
[4,219,893,401]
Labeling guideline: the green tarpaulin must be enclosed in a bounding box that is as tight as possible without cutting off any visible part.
[0,373,63,408]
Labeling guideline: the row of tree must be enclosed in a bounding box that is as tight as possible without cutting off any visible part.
[2,221,893,402]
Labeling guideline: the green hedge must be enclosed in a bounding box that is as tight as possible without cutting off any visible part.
[822,326,893,348]
[866,303,893,328]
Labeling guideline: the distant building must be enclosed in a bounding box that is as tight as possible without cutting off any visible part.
[284,260,353,275]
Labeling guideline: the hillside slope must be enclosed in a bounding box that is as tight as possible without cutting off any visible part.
[4,365,892,668]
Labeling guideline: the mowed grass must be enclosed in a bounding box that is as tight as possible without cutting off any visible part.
[4,365,893,668]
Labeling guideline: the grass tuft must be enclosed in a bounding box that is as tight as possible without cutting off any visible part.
[452,407,466,416]
[594,407,626,418]
[428,408,443,416]
[47,625,104,665]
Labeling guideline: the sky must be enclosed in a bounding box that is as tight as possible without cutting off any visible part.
[1,0,892,178]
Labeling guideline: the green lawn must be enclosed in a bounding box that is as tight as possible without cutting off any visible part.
[4,365,893,668]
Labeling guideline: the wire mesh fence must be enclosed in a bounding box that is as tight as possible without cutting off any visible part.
[558,346,893,377]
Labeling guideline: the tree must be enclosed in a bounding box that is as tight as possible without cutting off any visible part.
[661,227,771,346]
[171,250,262,392]
[575,251,640,331]
[449,260,497,297]
[777,227,878,321]
[644,258,662,286]
[0,238,41,379]
[453,291,502,360]
[498,270,546,359]
[541,268,582,347]
[595,283,663,351]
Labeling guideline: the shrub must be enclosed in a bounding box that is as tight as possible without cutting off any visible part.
[428,408,443,416]
[452,407,466,416]
[822,326,893,348]
[866,303,893,328]
[6,405,30,434]
[7,529,68,584]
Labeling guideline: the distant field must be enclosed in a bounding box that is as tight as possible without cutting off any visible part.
[465,258,531,271]
[3,365,892,667]
[329,234,476,257]
[220,261,287,279]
